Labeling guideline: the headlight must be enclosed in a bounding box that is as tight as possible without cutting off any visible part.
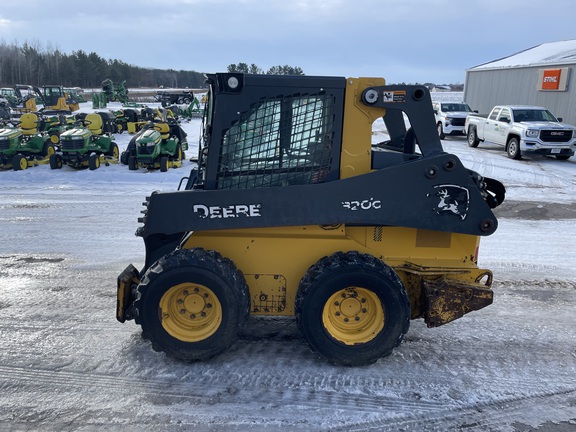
[526,129,539,138]
[445,118,453,125]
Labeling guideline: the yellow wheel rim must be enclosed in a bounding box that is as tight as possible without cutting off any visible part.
[159,283,222,342]
[19,157,27,170]
[112,146,119,159]
[50,134,59,144]
[47,145,55,156]
[322,287,384,345]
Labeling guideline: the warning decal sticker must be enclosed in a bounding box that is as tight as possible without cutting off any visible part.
[382,90,406,103]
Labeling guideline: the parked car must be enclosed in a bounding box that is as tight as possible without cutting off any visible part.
[464,105,576,160]
[432,102,475,139]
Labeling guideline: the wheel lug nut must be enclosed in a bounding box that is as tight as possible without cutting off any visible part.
[361,298,366,303]
[334,301,340,306]
[180,309,186,314]
[194,287,199,293]
[335,312,341,316]
[201,312,206,317]
[344,318,349,322]
[183,290,189,296]
[362,308,367,313]
[177,299,183,304]
[190,314,196,319]
[355,316,360,321]
[206,303,212,308]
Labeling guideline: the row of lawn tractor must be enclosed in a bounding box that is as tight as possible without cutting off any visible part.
[1,110,188,172]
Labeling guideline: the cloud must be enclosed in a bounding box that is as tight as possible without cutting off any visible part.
[1,0,576,84]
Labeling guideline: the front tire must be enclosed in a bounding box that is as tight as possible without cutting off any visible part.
[160,156,169,172]
[49,153,63,169]
[295,251,410,366]
[437,122,445,139]
[88,153,100,170]
[12,154,27,171]
[507,137,521,160]
[135,248,250,361]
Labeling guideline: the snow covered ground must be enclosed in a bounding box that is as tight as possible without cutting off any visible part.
[0,102,575,431]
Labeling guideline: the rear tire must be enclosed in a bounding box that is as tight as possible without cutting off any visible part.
[49,131,60,144]
[467,127,479,147]
[556,154,571,160]
[134,248,250,361]
[42,142,56,157]
[295,251,410,366]
[106,142,119,159]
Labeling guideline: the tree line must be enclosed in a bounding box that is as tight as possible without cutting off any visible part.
[0,41,307,91]
[0,41,206,89]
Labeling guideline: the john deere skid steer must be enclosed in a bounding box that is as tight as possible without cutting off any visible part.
[117,73,505,366]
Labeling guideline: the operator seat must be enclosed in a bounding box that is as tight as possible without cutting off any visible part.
[155,123,171,140]
[85,113,103,135]
[19,113,39,135]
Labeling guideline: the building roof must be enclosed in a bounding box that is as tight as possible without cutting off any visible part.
[468,39,576,71]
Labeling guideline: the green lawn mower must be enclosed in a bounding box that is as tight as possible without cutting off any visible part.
[50,112,118,170]
[121,121,187,172]
[39,113,69,145]
[0,113,54,171]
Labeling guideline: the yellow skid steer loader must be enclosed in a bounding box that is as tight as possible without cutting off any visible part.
[116,73,505,365]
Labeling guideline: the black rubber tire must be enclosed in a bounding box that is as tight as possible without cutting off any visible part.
[88,153,100,170]
[160,156,169,172]
[506,137,521,160]
[106,142,119,159]
[12,154,27,171]
[42,142,56,157]
[437,122,445,140]
[556,154,571,161]
[295,251,410,366]
[467,127,480,148]
[49,130,60,144]
[134,248,250,361]
[128,155,138,170]
[49,153,62,169]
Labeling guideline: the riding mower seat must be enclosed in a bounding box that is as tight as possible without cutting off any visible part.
[155,123,171,140]
[85,113,103,135]
[19,113,39,135]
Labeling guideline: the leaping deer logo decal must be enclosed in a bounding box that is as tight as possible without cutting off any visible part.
[433,185,470,220]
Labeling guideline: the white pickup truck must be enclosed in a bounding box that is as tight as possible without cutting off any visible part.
[432,101,475,139]
[464,105,576,160]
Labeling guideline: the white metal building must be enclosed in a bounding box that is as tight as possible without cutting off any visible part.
[464,39,576,125]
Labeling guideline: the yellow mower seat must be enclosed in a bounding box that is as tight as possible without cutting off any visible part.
[155,123,170,140]
[20,113,39,135]
[85,114,103,135]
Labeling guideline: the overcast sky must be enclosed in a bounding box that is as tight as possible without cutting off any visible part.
[1,0,575,85]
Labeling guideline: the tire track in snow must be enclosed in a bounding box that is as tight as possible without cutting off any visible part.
[0,364,450,415]
[332,388,576,432]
